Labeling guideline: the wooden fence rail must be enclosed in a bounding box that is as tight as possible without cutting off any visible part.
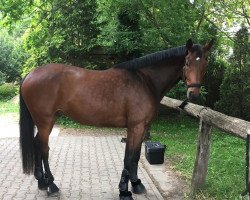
[160,96,250,194]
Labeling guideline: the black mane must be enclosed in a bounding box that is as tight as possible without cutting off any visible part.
[114,46,187,70]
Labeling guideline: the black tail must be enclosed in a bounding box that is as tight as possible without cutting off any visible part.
[19,81,35,174]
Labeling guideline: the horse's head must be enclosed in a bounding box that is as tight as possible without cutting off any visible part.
[183,39,213,102]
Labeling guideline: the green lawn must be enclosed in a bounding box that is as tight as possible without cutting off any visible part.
[0,99,19,115]
[0,97,246,199]
[151,116,245,199]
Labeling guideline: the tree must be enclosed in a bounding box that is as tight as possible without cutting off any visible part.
[1,0,100,73]
[0,30,26,84]
[113,1,142,62]
[190,0,250,41]
[216,27,250,120]
[23,0,100,69]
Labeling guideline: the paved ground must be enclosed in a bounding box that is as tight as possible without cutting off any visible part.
[0,114,188,200]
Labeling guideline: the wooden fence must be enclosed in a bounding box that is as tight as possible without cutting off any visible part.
[160,96,250,194]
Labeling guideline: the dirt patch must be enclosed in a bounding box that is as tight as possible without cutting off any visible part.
[11,95,19,104]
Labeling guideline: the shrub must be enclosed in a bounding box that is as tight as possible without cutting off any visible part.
[0,84,18,101]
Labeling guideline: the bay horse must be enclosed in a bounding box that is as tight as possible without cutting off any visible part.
[19,39,213,200]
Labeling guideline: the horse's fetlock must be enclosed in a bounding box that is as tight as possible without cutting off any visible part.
[119,168,130,191]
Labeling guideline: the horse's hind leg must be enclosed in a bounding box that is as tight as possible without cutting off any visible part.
[34,134,47,190]
[119,123,147,200]
[35,119,59,196]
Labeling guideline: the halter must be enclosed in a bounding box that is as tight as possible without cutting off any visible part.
[182,62,203,89]
[187,83,202,88]
[179,62,202,109]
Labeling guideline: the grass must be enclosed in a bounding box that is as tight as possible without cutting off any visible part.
[150,116,245,199]
[0,94,246,199]
[57,115,124,132]
[57,115,89,129]
[0,101,19,115]
[0,83,19,115]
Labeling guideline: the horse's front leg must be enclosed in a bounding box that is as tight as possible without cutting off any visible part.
[119,123,147,200]
[128,144,146,195]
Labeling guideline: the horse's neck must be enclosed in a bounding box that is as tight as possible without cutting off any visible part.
[140,60,184,101]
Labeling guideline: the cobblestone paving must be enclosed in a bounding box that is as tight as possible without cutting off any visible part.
[0,136,164,200]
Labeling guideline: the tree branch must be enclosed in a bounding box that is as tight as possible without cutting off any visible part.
[138,0,172,47]
[203,14,234,41]
[196,9,205,33]
[241,4,250,27]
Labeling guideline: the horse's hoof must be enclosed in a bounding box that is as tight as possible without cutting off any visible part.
[47,182,60,196]
[38,178,47,190]
[121,137,127,143]
[131,179,146,194]
[119,191,133,200]
[119,196,134,200]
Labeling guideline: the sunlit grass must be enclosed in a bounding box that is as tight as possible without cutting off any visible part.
[0,100,19,115]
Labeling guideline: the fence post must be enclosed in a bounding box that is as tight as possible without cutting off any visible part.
[191,118,212,194]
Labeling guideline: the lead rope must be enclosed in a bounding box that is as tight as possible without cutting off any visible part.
[178,98,188,110]
[242,134,250,198]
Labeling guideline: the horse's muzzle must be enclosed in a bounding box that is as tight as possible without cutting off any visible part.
[187,91,199,102]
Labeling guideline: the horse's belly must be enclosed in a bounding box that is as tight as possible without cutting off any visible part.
[63,102,127,128]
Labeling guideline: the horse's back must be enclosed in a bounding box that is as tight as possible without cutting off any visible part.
[21,64,77,100]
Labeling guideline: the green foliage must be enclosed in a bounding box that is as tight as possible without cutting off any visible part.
[151,116,245,199]
[204,43,226,108]
[216,27,250,120]
[0,83,18,101]
[0,0,249,119]
[113,1,142,61]
[0,29,26,82]
[57,115,85,129]
[167,81,187,100]
[21,0,100,70]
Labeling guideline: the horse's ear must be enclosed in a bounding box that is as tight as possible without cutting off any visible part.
[203,39,214,52]
[186,38,193,51]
